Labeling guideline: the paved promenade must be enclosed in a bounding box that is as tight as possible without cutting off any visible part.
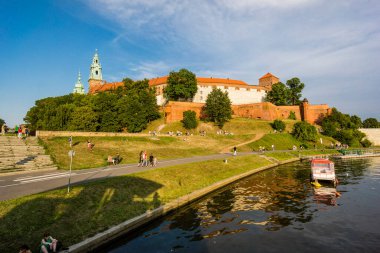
[0,152,250,201]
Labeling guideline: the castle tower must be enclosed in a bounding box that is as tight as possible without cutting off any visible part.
[73,71,85,94]
[258,73,280,90]
[88,49,103,94]
[300,98,310,123]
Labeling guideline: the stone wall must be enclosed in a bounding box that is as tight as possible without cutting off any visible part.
[164,101,331,124]
[164,102,205,123]
[359,128,380,146]
[36,131,149,138]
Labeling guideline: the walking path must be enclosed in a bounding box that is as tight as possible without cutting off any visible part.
[220,133,265,153]
[0,136,57,174]
[0,152,253,201]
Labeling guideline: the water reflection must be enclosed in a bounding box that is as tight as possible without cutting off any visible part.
[102,158,380,253]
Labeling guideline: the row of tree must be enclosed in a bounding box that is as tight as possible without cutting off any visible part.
[25,79,160,132]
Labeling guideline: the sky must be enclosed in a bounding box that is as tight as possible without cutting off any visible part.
[0,0,379,126]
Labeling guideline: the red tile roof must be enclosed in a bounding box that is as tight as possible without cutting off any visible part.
[94,74,272,93]
[148,76,248,87]
[259,72,278,80]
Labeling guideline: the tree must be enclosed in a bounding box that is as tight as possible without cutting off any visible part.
[292,121,317,142]
[182,110,198,129]
[286,77,305,105]
[68,106,99,131]
[165,69,197,101]
[271,119,285,131]
[265,82,290,105]
[0,118,5,128]
[320,108,369,147]
[363,118,379,128]
[203,88,232,128]
[117,79,160,133]
[350,115,362,128]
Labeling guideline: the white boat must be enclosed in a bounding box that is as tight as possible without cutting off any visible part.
[311,158,337,185]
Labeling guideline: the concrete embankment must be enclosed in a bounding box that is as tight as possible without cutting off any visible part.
[68,157,299,253]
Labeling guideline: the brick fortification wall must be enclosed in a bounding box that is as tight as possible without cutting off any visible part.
[36,131,149,137]
[164,101,331,124]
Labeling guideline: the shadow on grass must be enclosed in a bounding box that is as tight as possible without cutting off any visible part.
[0,176,163,253]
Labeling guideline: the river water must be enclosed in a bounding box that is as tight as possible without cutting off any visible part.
[101,158,380,253]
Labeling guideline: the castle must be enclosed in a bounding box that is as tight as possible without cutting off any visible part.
[74,50,331,124]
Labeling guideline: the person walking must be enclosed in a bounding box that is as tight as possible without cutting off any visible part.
[233,146,237,156]
[149,153,154,167]
[18,126,23,139]
[138,151,143,167]
[142,151,148,167]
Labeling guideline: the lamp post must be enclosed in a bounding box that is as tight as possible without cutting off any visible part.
[67,150,75,193]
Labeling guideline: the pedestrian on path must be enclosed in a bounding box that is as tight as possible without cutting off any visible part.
[18,126,23,139]
[138,151,143,166]
[233,146,237,156]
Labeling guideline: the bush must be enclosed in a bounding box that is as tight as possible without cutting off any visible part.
[288,111,296,120]
[182,110,198,129]
[270,119,286,131]
[361,139,372,148]
[292,121,317,142]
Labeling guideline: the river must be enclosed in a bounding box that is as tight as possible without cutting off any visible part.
[99,157,380,253]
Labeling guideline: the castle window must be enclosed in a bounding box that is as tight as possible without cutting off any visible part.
[247,88,250,91]
[235,87,239,90]
[224,86,228,89]
[96,71,98,75]
[200,90,203,94]
[200,96,203,101]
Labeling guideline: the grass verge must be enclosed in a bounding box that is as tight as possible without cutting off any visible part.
[0,155,273,252]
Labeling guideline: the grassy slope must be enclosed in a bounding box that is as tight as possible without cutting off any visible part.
[40,118,340,170]
[246,133,338,151]
[0,155,272,252]
[41,118,276,170]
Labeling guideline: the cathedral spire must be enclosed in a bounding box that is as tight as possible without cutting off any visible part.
[89,49,103,80]
[73,71,85,94]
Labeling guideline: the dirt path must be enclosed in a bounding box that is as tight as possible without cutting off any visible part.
[220,133,265,153]
[157,124,166,132]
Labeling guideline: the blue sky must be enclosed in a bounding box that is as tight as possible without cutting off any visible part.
[1,0,379,127]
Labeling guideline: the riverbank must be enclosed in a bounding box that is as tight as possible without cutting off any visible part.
[0,150,337,252]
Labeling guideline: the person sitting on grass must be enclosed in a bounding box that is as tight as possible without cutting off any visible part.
[19,244,32,253]
[87,140,94,151]
[40,232,58,253]
[113,153,121,165]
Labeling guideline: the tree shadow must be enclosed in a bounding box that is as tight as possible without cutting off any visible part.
[0,176,163,253]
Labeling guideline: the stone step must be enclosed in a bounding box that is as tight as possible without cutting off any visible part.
[0,136,57,174]
[0,166,58,174]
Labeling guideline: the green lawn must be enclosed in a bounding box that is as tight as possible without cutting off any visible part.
[245,133,338,151]
[264,152,298,161]
[0,155,273,253]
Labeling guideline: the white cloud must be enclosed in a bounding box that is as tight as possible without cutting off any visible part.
[81,0,380,118]
[130,61,171,80]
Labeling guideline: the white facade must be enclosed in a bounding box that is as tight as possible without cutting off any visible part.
[192,85,266,104]
[153,83,267,106]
